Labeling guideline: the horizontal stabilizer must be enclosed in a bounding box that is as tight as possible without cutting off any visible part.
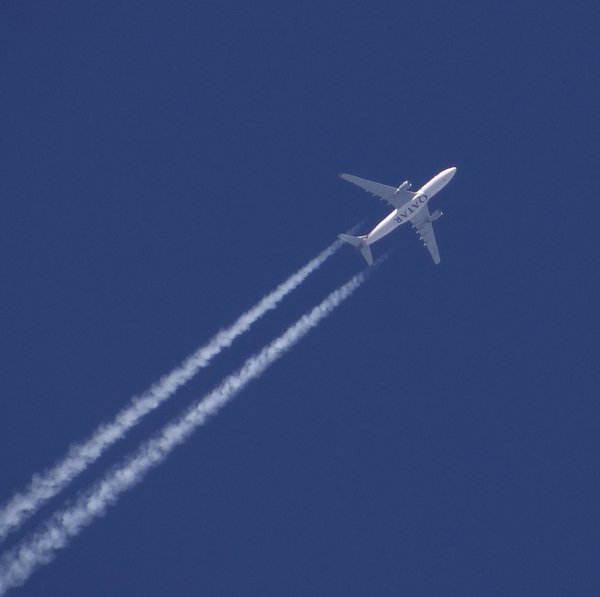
[338,234,373,266]
[338,233,363,248]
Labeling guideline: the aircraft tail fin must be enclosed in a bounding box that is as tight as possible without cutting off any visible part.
[338,234,373,266]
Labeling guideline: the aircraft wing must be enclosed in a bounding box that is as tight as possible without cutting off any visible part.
[410,206,441,264]
[340,173,415,209]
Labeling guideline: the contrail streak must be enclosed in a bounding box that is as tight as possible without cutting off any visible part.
[0,266,372,595]
[0,241,340,545]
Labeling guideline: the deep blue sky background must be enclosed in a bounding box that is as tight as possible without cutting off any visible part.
[2,1,599,595]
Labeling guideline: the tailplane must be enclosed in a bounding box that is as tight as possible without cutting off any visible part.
[338,234,373,266]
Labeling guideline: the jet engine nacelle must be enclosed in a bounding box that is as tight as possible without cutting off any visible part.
[396,180,411,192]
[429,209,443,222]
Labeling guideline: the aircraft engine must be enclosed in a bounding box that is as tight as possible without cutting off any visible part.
[429,209,443,221]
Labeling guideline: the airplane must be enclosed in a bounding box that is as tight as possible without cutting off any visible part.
[338,166,457,265]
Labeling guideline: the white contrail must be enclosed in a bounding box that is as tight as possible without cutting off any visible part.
[0,241,340,545]
[0,266,372,595]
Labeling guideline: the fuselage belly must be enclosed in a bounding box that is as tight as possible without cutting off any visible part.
[365,167,455,246]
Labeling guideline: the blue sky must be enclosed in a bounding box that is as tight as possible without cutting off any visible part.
[1,1,599,595]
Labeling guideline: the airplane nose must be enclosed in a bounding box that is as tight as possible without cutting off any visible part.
[445,166,457,179]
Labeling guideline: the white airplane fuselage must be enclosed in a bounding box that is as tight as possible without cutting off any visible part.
[366,167,456,245]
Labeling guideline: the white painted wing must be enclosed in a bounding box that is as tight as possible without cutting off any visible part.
[340,173,415,209]
[410,206,441,264]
